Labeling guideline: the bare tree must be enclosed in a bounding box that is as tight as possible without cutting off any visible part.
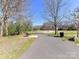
[0,0,23,36]
[74,8,79,37]
[65,8,79,37]
[43,0,66,35]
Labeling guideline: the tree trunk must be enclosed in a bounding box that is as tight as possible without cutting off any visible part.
[76,22,79,37]
[3,17,8,36]
[4,20,8,36]
[54,17,58,35]
[55,25,57,34]
[5,20,8,36]
[77,29,79,37]
[0,22,3,37]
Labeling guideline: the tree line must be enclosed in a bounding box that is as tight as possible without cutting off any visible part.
[0,0,79,38]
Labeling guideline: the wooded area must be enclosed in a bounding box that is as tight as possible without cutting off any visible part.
[0,0,32,37]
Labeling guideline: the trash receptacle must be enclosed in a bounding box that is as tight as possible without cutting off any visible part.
[60,32,64,37]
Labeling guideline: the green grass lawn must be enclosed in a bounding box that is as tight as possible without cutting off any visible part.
[48,30,77,39]
[59,31,76,39]
[0,35,36,59]
[47,30,79,44]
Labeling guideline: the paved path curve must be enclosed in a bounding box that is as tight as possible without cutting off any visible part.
[19,34,79,59]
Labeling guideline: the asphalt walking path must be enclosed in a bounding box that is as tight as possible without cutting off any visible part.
[19,34,79,59]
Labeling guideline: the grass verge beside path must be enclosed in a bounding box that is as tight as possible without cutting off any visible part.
[0,35,36,59]
[48,31,79,44]
[48,31,77,40]
[10,38,35,59]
